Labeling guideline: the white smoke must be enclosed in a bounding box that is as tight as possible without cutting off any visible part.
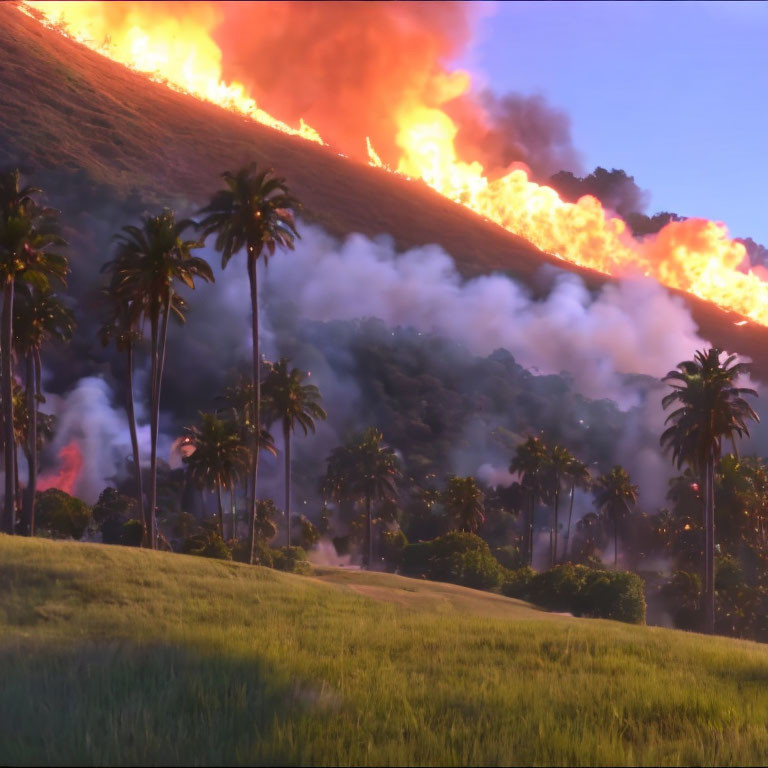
[263,225,707,407]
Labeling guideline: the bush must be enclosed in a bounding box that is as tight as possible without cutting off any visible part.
[402,532,505,590]
[501,566,536,599]
[445,548,504,591]
[35,489,91,539]
[102,517,144,547]
[508,564,646,625]
[526,564,592,613]
[181,525,232,561]
[580,570,646,624]
[271,546,310,574]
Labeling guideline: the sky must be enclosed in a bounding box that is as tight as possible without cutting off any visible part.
[457,1,768,245]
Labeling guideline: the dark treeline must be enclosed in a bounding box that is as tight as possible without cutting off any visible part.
[2,164,766,641]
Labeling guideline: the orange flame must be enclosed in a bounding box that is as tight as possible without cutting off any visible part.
[21,2,768,326]
[37,441,83,496]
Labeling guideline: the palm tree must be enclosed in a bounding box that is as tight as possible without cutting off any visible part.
[442,474,485,533]
[593,466,639,568]
[220,378,278,552]
[199,164,300,563]
[0,170,67,533]
[183,412,249,537]
[13,285,74,534]
[544,444,574,566]
[322,427,400,568]
[105,209,213,547]
[262,358,326,546]
[99,281,145,537]
[563,456,591,562]
[510,436,549,566]
[661,347,758,634]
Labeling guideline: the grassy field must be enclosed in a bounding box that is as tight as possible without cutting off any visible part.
[1,537,768,765]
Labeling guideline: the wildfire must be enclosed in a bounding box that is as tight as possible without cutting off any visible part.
[37,441,83,496]
[20,2,768,326]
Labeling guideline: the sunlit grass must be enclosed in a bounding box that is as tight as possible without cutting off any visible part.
[1,535,768,765]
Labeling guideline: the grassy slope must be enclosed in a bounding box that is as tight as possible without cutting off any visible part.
[2,5,768,380]
[2,537,768,766]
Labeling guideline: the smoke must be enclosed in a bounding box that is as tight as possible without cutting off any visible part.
[262,224,707,407]
[450,91,582,180]
[211,1,579,176]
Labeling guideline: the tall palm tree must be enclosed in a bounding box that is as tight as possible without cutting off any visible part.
[0,170,67,533]
[563,455,591,562]
[593,466,639,568]
[510,436,549,566]
[199,165,299,563]
[544,444,574,566]
[183,412,249,537]
[263,358,326,546]
[442,474,486,533]
[13,285,74,535]
[99,282,144,535]
[661,347,758,634]
[105,209,213,547]
[322,427,400,568]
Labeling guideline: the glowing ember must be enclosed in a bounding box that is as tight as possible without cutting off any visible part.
[37,441,83,496]
[21,1,768,326]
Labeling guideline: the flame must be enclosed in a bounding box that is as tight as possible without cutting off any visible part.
[20,2,768,326]
[22,1,324,145]
[37,441,83,496]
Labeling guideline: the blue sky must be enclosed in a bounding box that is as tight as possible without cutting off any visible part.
[457,1,768,244]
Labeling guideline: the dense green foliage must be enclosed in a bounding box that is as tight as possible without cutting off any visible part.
[504,564,646,624]
[34,488,91,539]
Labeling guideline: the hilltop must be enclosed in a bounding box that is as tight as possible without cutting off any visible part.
[1,4,767,379]
[1,535,768,765]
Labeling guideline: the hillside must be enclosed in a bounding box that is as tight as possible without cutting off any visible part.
[1,536,768,765]
[1,4,768,380]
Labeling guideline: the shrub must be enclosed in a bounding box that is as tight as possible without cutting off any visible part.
[445,548,504,591]
[120,519,145,547]
[526,564,592,613]
[181,525,232,560]
[35,488,91,540]
[402,532,505,590]
[271,546,310,574]
[501,566,536,599]
[580,570,646,624]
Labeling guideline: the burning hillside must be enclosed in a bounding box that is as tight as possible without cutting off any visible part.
[19,0,768,327]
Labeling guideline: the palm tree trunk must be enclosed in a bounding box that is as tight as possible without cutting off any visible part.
[565,480,576,562]
[125,343,145,539]
[614,515,618,568]
[2,277,16,534]
[366,495,373,570]
[284,419,291,548]
[22,352,36,535]
[230,486,236,540]
[552,484,560,566]
[704,455,716,634]
[248,250,261,565]
[216,481,224,537]
[528,493,535,567]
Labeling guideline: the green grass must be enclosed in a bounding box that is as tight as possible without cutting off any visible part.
[2,537,768,765]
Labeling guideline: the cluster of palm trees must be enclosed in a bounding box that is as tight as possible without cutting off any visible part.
[0,170,73,537]
[183,357,326,547]
[97,162,303,559]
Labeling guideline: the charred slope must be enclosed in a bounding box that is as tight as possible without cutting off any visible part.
[0,4,766,378]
